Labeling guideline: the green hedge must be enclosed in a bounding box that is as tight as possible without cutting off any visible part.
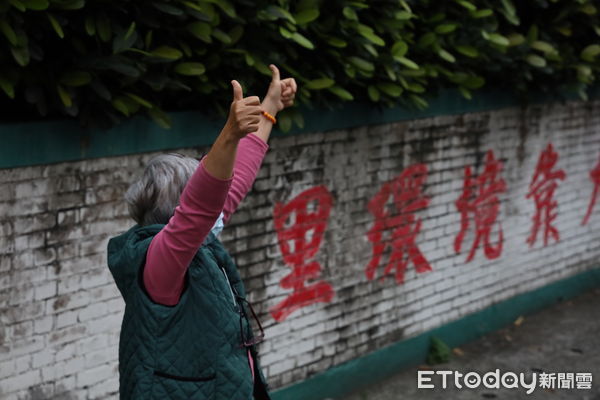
[0,0,598,130]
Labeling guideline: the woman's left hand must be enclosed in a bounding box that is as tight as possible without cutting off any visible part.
[262,64,297,115]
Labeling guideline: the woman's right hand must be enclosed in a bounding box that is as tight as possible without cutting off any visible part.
[225,80,262,140]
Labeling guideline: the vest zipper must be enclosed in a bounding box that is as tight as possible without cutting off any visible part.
[219,265,237,307]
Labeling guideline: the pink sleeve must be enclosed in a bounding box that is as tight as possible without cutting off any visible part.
[143,158,233,305]
[222,134,269,224]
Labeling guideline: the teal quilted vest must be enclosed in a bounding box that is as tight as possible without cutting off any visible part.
[107,223,271,400]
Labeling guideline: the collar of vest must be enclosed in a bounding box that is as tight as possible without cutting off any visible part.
[107,223,218,297]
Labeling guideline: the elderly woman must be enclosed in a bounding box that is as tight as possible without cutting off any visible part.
[107,65,297,400]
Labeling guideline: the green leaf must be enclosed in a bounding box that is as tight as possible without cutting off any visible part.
[212,29,231,44]
[507,33,525,46]
[187,22,212,43]
[383,64,396,81]
[455,0,476,11]
[253,60,272,76]
[291,32,314,49]
[8,0,26,12]
[500,0,519,24]
[579,3,597,15]
[438,49,456,63]
[0,77,15,98]
[394,11,413,20]
[292,111,305,129]
[435,23,458,34]
[204,0,236,18]
[418,32,437,48]
[229,25,244,45]
[395,56,419,70]
[526,54,546,67]
[343,6,358,20]
[410,94,428,109]
[174,62,206,76]
[125,92,153,108]
[11,46,29,66]
[182,1,216,19]
[377,83,403,97]
[455,45,479,58]
[368,85,380,101]
[581,44,600,62]
[349,56,374,72]
[391,41,408,58]
[356,24,385,47]
[96,15,111,42]
[556,26,572,37]
[56,85,72,107]
[151,46,183,60]
[501,0,516,19]
[266,5,295,23]
[459,86,472,100]
[84,16,95,36]
[54,0,84,10]
[24,0,48,10]
[112,97,130,116]
[406,83,425,93]
[113,26,138,54]
[531,40,556,54]
[125,22,136,40]
[325,36,347,48]
[483,31,510,46]
[149,107,172,129]
[0,21,17,46]
[576,64,592,83]
[358,29,385,46]
[527,25,539,43]
[60,71,92,86]
[463,75,485,89]
[48,14,64,39]
[153,2,184,15]
[278,112,292,132]
[294,9,319,24]
[469,9,493,18]
[328,86,353,100]
[306,78,335,89]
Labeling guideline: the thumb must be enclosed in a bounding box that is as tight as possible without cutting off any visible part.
[269,64,280,84]
[231,80,243,101]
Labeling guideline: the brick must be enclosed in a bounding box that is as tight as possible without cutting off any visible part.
[33,316,53,334]
[76,364,113,387]
[33,248,57,267]
[1,369,41,394]
[14,179,50,199]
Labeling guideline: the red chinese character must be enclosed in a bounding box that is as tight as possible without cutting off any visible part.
[455,150,506,262]
[270,185,335,322]
[582,156,600,226]
[526,143,566,247]
[365,163,432,284]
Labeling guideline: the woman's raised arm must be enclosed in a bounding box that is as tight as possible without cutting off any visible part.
[222,65,298,224]
[143,80,262,306]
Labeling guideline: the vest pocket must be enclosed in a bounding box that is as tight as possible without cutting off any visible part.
[153,370,216,382]
[151,367,216,399]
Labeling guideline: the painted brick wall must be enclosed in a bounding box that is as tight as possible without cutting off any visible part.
[1,100,599,399]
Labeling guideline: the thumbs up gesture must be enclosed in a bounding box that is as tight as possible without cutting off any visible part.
[262,64,297,116]
[226,80,262,139]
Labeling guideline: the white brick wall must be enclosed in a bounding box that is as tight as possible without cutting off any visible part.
[0,100,599,398]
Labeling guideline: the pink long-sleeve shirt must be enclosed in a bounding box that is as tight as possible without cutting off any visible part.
[142,133,268,382]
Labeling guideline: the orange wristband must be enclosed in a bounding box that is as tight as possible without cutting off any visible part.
[262,110,276,124]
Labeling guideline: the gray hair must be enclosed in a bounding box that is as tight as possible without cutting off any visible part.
[125,153,200,226]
